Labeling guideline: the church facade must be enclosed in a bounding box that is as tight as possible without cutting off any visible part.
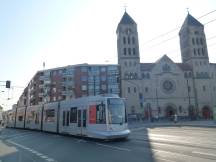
[117,11,216,120]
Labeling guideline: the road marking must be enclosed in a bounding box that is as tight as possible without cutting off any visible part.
[6,140,58,162]
[96,143,131,152]
[192,151,216,157]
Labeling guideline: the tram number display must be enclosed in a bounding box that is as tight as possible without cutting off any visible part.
[89,105,96,124]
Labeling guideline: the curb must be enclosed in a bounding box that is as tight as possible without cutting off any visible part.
[129,122,216,129]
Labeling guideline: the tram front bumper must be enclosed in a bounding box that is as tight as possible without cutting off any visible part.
[90,129,131,140]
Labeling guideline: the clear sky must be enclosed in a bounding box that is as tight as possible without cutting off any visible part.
[0,0,216,110]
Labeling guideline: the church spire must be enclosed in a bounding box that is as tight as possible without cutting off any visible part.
[118,11,136,25]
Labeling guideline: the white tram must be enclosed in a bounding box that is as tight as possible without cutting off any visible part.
[5,95,130,140]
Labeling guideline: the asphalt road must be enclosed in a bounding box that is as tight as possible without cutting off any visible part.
[0,125,216,162]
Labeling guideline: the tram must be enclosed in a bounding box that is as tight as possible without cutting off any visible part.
[6,95,130,139]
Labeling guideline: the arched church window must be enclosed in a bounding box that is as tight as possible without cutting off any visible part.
[196,38,199,45]
[198,48,200,55]
[133,48,136,55]
[202,48,205,56]
[128,48,131,55]
[184,72,188,78]
[123,37,126,44]
[200,38,203,45]
[124,48,127,55]
[192,38,195,45]
[134,73,138,79]
[128,37,130,44]
[132,37,135,44]
[193,48,196,55]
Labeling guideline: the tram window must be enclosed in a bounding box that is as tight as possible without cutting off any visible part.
[18,116,23,121]
[96,103,106,124]
[83,110,87,127]
[66,111,70,126]
[63,111,65,126]
[45,109,55,122]
[70,107,77,123]
[35,113,39,124]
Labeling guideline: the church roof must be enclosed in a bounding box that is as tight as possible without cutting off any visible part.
[118,11,136,25]
[176,63,192,71]
[182,13,203,27]
[140,63,192,72]
[140,63,155,71]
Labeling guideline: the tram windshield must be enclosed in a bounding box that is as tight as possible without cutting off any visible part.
[107,98,126,124]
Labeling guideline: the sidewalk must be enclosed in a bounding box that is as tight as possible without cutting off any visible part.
[128,120,216,129]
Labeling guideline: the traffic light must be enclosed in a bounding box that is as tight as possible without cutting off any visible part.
[6,80,11,88]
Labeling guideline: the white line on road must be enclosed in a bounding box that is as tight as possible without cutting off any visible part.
[96,143,131,152]
[6,140,58,162]
[192,151,216,157]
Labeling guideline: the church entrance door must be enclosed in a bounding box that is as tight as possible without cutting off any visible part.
[166,106,176,120]
[202,106,211,119]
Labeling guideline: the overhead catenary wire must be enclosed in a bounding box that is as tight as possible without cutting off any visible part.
[143,9,216,46]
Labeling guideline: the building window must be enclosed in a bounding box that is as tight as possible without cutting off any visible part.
[81,67,87,72]
[132,37,135,44]
[202,48,205,56]
[81,76,87,82]
[196,38,199,45]
[203,85,206,91]
[198,48,200,55]
[81,85,87,91]
[192,38,195,45]
[100,67,106,72]
[101,76,106,81]
[123,37,126,44]
[194,31,199,35]
[145,87,148,92]
[128,37,130,44]
[128,48,131,55]
[193,48,196,55]
[200,38,203,45]
[133,48,136,55]
[134,87,136,93]
[128,87,130,93]
[124,48,127,55]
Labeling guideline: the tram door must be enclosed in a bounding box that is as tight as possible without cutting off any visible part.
[77,109,87,136]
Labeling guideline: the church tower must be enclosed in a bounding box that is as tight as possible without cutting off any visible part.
[179,13,210,77]
[116,11,141,81]
[179,13,212,117]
